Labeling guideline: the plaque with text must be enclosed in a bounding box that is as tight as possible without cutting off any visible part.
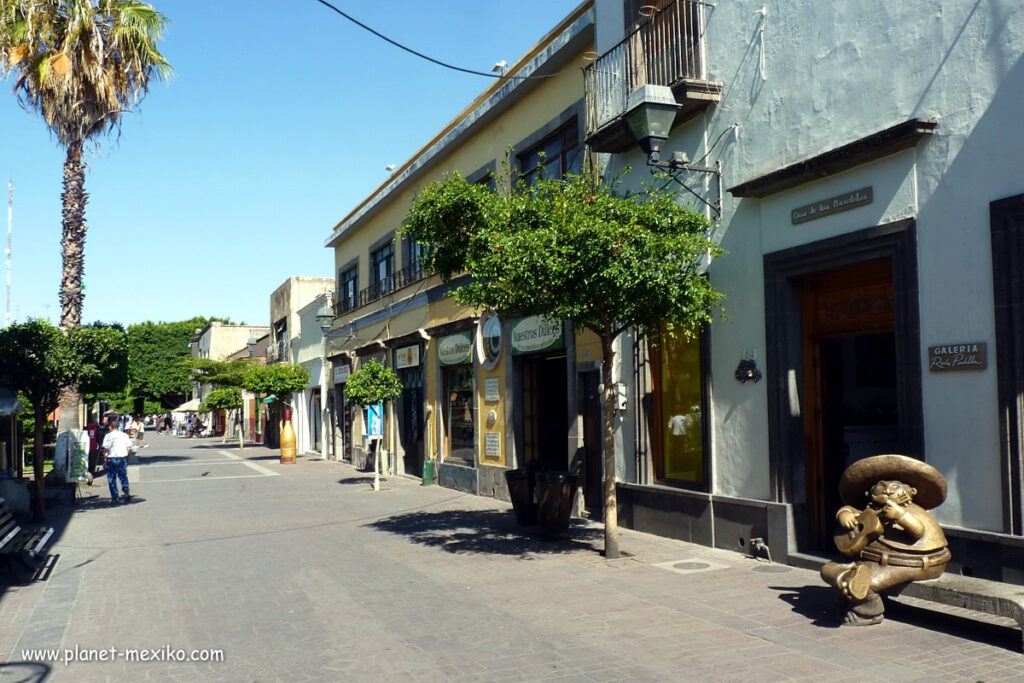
[927,342,987,372]
[484,432,501,459]
[484,377,500,402]
[792,187,873,224]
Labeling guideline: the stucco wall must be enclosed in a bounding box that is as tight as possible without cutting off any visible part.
[597,0,1024,531]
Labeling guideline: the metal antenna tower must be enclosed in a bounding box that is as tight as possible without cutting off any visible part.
[5,179,11,327]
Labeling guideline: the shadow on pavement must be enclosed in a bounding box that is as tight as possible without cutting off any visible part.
[771,584,843,628]
[0,661,51,682]
[337,477,378,487]
[771,584,1021,651]
[367,508,603,557]
[132,454,189,465]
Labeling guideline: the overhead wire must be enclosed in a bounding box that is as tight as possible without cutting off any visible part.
[311,0,586,81]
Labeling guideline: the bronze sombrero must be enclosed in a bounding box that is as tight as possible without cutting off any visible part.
[838,454,947,510]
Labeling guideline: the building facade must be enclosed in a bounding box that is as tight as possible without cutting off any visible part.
[267,277,335,449]
[324,2,601,501]
[586,0,1024,581]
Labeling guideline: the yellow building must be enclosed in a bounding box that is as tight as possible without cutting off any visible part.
[323,2,602,502]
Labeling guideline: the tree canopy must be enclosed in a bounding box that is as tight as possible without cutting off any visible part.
[0,318,127,518]
[403,170,723,340]
[241,364,310,406]
[343,359,403,408]
[127,317,218,409]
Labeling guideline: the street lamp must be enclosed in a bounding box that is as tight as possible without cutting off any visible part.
[624,84,723,219]
[316,300,334,460]
[246,337,258,357]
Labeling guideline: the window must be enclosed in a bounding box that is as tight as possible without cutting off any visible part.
[338,266,357,313]
[443,364,475,467]
[405,238,427,277]
[370,242,394,297]
[518,122,580,185]
[651,330,706,487]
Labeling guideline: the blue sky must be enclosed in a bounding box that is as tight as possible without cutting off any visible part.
[0,0,582,327]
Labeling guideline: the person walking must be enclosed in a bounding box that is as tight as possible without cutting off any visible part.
[101,417,134,504]
[136,417,148,448]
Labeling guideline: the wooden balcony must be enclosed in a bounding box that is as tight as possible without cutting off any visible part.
[584,0,722,154]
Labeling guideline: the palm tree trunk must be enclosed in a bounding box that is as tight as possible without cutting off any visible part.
[57,142,87,432]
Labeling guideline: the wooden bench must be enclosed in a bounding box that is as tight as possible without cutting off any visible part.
[890,573,1024,652]
[0,497,54,573]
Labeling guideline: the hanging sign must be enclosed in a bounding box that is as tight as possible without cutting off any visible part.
[438,332,473,366]
[510,316,564,355]
[791,187,873,225]
[362,404,383,437]
[395,344,420,369]
[927,342,987,372]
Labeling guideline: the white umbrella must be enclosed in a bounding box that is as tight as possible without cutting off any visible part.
[174,398,202,412]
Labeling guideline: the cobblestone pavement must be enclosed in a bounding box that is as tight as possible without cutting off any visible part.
[1,435,1022,681]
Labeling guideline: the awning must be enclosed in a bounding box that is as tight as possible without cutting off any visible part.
[261,394,277,404]
[173,398,202,412]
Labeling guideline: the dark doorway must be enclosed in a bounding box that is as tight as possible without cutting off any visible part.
[800,259,900,549]
[397,364,424,477]
[580,370,603,511]
[521,354,569,471]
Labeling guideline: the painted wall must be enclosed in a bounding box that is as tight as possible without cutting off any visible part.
[595,0,1024,531]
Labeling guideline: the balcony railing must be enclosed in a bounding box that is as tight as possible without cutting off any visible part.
[266,338,289,363]
[346,265,427,314]
[585,1,716,147]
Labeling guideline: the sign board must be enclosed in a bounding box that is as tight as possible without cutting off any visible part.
[791,187,873,225]
[484,432,501,460]
[395,344,420,369]
[928,342,987,372]
[510,316,564,355]
[332,363,351,383]
[484,377,500,402]
[362,404,383,438]
[438,332,473,366]
[54,430,89,483]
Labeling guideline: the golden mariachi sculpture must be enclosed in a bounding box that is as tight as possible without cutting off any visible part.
[820,454,950,625]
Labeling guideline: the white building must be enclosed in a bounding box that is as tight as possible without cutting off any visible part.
[586,0,1024,580]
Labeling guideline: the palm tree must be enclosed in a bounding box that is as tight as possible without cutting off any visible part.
[0,0,171,429]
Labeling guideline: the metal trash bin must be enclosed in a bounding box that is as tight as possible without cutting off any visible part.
[535,471,579,537]
[421,459,436,486]
[504,468,537,526]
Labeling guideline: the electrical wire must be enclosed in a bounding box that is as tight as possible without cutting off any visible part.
[311,0,583,81]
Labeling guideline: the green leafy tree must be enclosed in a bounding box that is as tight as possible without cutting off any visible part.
[0,319,126,519]
[129,318,217,410]
[342,359,403,408]
[343,359,402,490]
[404,170,723,558]
[241,363,310,408]
[0,0,172,430]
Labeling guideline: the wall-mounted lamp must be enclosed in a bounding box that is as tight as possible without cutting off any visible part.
[624,84,723,219]
[246,337,258,358]
[735,359,762,383]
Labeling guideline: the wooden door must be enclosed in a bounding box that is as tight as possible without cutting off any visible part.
[800,259,895,548]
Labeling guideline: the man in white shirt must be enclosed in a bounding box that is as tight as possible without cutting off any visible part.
[101,417,134,504]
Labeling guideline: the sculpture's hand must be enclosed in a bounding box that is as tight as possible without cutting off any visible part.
[880,500,905,521]
[837,508,858,530]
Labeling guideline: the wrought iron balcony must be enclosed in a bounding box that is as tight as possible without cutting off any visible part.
[343,265,428,314]
[584,0,722,153]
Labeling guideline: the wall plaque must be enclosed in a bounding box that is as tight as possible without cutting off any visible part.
[484,432,501,459]
[927,342,987,372]
[484,377,500,402]
[791,187,873,225]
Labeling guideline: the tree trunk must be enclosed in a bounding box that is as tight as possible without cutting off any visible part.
[33,406,46,522]
[601,332,620,559]
[57,142,88,433]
